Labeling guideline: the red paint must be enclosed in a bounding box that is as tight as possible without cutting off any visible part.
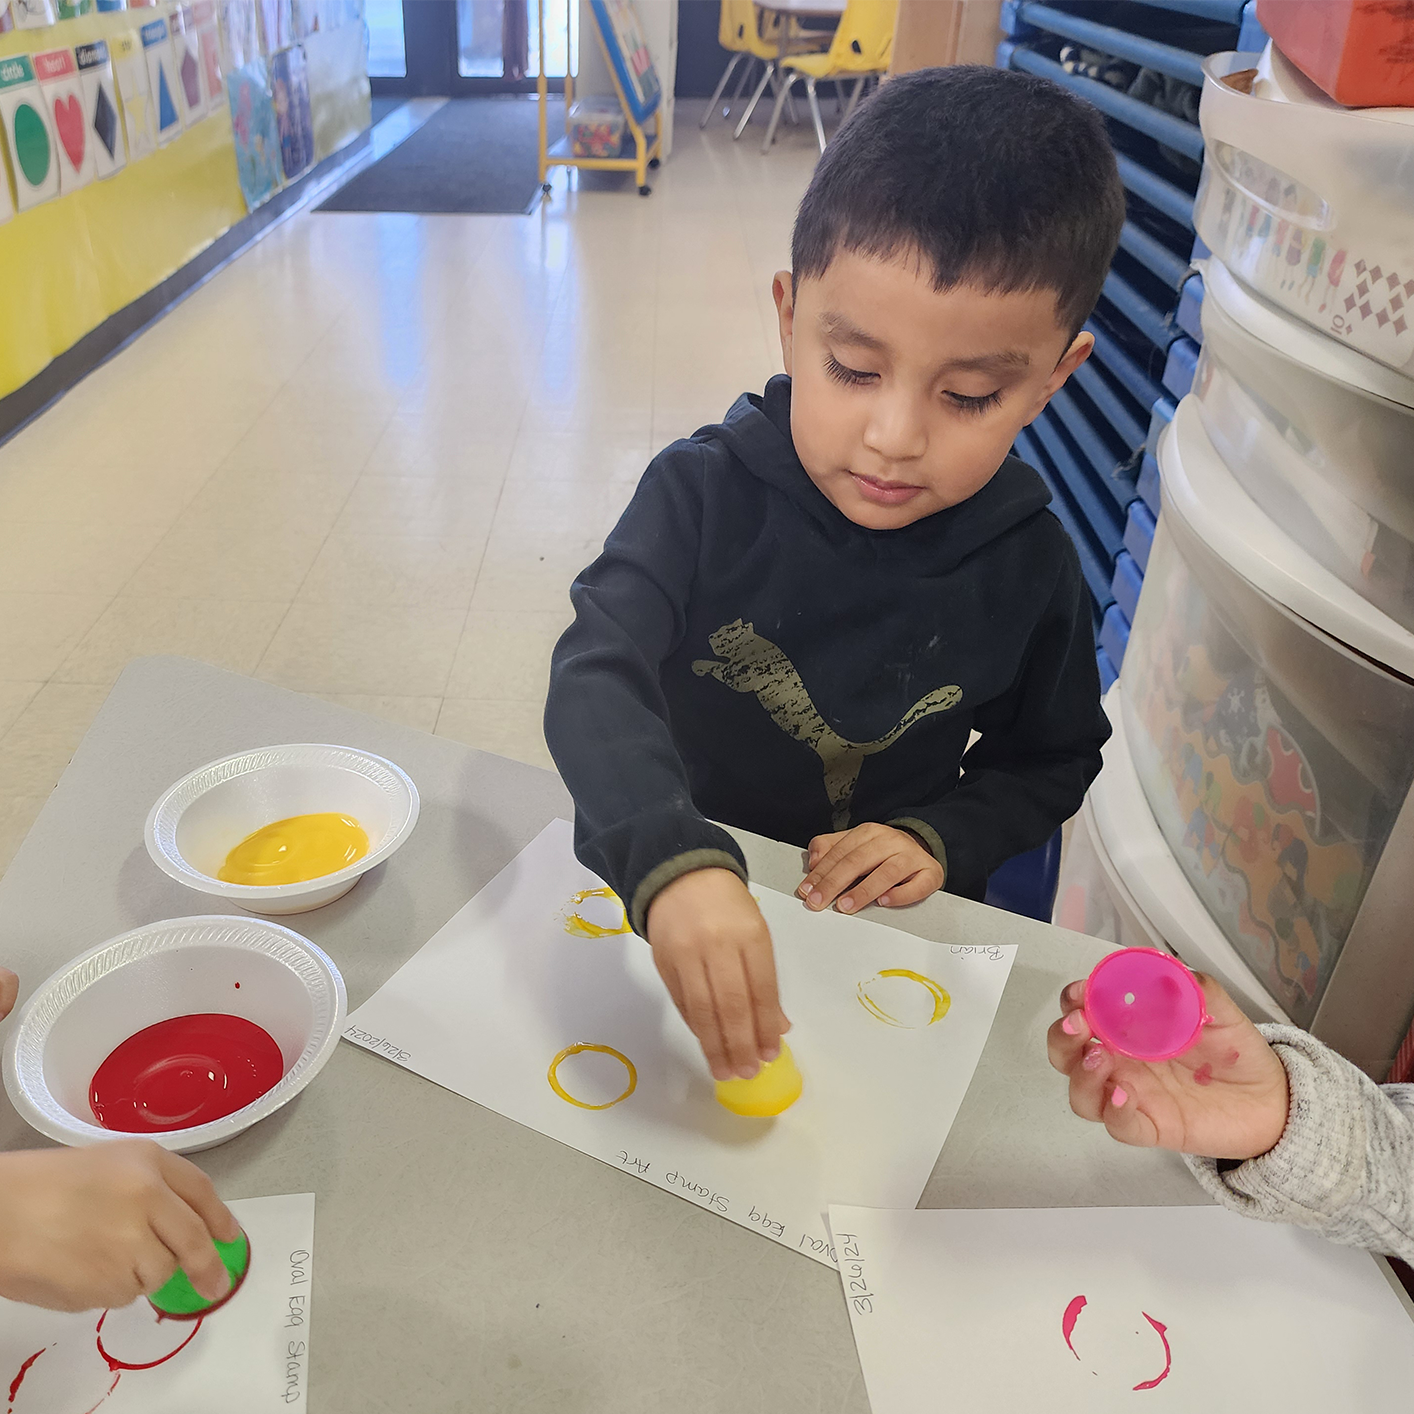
[234,982,241,989]
[95,1309,204,1372]
[90,1014,283,1133]
[1193,1063,1213,1086]
[80,1373,120,1414]
[1134,1313,1172,1390]
[1225,1048,1241,1067]
[1061,1294,1087,1357]
[1062,1296,1173,1390]
[7,1347,46,1408]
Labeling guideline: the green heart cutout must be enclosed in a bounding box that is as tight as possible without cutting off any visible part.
[14,102,50,189]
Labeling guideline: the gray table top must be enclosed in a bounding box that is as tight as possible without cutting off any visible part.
[0,657,1202,1413]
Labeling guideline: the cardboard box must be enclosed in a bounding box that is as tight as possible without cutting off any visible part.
[889,0,1002,75]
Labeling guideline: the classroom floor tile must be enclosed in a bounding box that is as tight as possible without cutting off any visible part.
[0,116,818,830]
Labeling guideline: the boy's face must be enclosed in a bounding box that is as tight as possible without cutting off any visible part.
[773,250,1093,530]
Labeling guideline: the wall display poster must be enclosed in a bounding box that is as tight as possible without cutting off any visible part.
[0,55,59,210]
[269,43,311,180]
[257,0,292,54]
[220,0,262,73]
[11,0,56,28]
[227,57,282,211]
[75,41,126,178]
[35,48,96,194]
[168,7,208,125]
[110,30,157,160]
[140,16,184,144]
[316,0,363,31]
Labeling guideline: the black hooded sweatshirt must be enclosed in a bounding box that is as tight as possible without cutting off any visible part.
[544,375,1109,933]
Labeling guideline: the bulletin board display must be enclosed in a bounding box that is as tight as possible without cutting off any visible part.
[0,0,369,404]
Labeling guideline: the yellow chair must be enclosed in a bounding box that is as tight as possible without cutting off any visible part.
[700,0,786,131]
[761,0,897,154]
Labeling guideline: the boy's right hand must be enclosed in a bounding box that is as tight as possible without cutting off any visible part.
[0,1141,242,1313]
[646,868,790,1082]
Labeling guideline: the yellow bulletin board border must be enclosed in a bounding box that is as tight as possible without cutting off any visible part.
[0,6,370,435]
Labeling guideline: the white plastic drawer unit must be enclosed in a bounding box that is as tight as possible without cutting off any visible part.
[1121,401,1414,1076]
[1195,260,1414,632]
[1194,45,1414,377]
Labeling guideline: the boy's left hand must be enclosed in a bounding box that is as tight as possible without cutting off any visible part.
[798,824,943,914]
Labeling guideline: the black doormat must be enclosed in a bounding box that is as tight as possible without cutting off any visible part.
[319,96,563,215]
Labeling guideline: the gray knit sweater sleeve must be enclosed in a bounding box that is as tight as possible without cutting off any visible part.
[1184,1025,1414,1264]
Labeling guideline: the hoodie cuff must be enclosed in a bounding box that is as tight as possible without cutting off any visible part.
[887,816,948,886]
[630,849,749,937]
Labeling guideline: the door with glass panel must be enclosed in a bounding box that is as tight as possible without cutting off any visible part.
[367,0,573,95]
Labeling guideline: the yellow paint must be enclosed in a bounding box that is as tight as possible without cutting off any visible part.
[715,1042,803,1117]
[564,888,633,938]
[218,813,369,886]
[856,970,952,1028]
[546,1043,638,1110]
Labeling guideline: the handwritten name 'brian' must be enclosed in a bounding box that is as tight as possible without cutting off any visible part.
[344,1026,411,1063]
[835,1233,875,1315]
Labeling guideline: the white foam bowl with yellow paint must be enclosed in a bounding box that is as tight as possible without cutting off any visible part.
[145,745,420,915]
[4,916,346,1154]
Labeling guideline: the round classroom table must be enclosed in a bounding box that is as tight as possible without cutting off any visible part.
[0,657,1203,1412]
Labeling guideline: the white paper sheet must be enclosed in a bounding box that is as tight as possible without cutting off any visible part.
[0,1193,316,1413]
[826,1204,1414,1412]
[343,819,1015,1266]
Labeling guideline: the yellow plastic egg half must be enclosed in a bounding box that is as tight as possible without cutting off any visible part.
[714,1042,803,1117]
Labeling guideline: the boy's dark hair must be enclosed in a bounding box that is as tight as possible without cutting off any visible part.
[791,66,1125,341]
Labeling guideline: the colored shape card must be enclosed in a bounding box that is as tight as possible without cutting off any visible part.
[56,0,93,16]
[268,43,311,179]
[826,1204,1414,1413]
[198,22,223,101]
[226,57,282,210]
[169,9,208,124]
[0,5,12,35]
[35,49,96,194]
[75,41,126,178]
[141,18,184,143]
[0,1192,316,1413]
[0,56,59,211]
[110,30,156,160]
[343,819,1016,1268]
[95,0,129,11]
[10,0,56,27]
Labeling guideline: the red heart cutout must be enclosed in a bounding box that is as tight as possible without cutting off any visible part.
[53,93,85,172]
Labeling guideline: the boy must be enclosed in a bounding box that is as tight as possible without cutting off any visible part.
[545,67,1124,1087]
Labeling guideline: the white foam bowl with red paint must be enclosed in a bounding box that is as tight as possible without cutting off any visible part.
[144,743,420,915]
[2,916,346,1154]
